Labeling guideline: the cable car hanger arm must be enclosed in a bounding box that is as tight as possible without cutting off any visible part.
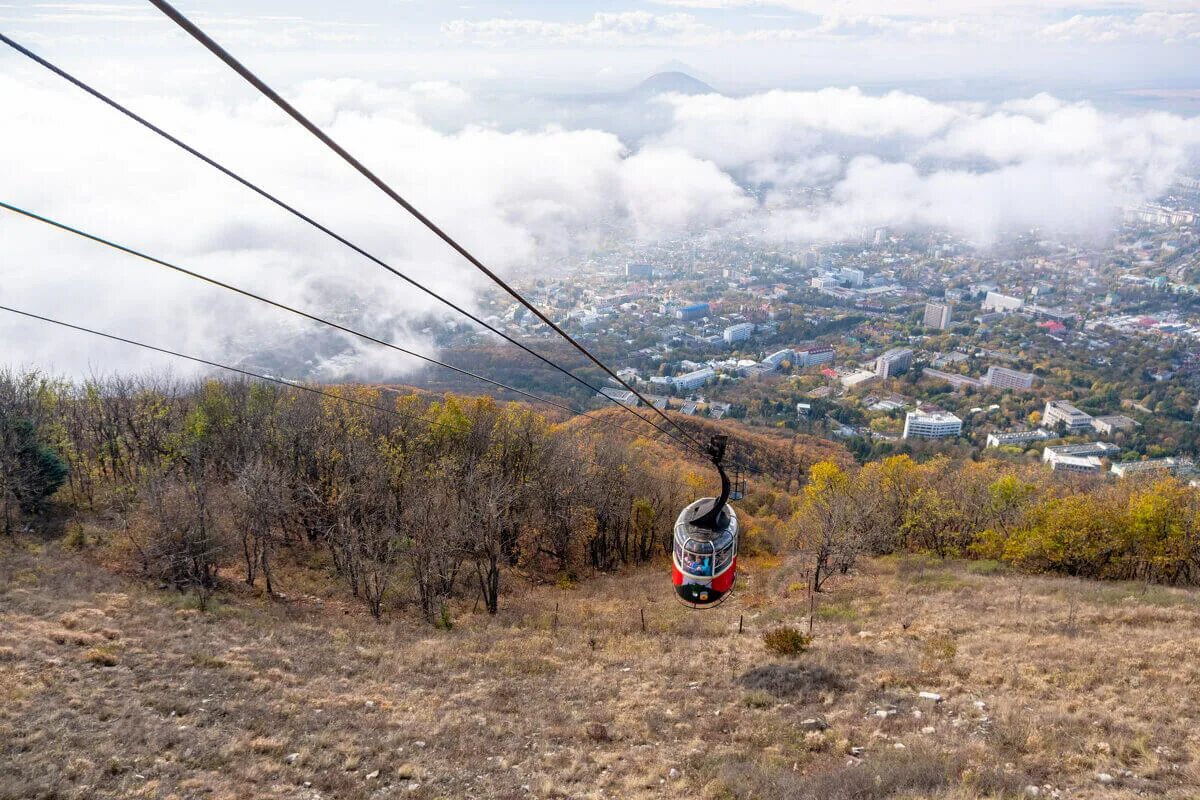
[692,435,731,531]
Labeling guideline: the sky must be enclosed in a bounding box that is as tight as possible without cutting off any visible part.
[1,1,1199,378]
[3,0,1199,93]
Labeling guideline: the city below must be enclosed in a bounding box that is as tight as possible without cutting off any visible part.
[415,177,1200,478]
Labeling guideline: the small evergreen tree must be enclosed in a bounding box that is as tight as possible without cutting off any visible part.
[1,417,68,532]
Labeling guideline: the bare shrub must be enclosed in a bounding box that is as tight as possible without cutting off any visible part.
[702,746,1027,800]
[736,663,846,698]
[128,472,231,610]
[232,459,293,595]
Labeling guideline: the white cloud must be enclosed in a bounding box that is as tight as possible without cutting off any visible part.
[441,9,998,47]
[922,102,1200,198]
[656,88,964,168]
[438,5,1199,50]
[762,156,1122,244]
[654,1,1200,44]
[1037,12,1200,44]
[2,5,374,48]
[740,13,996,41]
[746,154,843,187]
[442,12,711,46]
[661,86,1200,245]
[3,41,1199,377]
[0,69,751,377]
[653,0,1198,14]
[619,147,753,238]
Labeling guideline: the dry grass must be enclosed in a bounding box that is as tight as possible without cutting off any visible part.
[2,535,1200,799]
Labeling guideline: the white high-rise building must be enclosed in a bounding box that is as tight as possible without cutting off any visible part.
[903,410,962,439]
[924,301,953,330]
[1042,442,1120,461]
[1092,415,1137,436]
[1110,458,1193,478]
[1042,442,1119,473]
[875,348,914,379]
[672,367,715,392]
[982,291,1024,313]
[984,366,1035,391]
[1044,454,1104,473]
[795,346,835,368]
[723,323,754,344]
[986,429,1052,448]
[1043,400,1093,432]
[763,349,794,370]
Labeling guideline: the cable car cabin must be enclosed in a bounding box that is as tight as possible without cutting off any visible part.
[672,498,738,608]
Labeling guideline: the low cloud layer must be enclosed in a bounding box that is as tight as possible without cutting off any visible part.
[658,87,1200,242]
[0,68,746,378]
[2,62,1198,378]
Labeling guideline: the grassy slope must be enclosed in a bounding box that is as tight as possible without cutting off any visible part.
[3,538,1200,800]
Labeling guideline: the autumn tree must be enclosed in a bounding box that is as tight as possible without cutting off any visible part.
[795,461,873,591]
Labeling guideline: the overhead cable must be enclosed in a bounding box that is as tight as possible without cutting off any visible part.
[145,0,707,453]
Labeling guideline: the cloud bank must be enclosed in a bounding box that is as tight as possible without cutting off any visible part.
[0,69,746,378]
[2,59,1198,378]
[656,87,1200,243]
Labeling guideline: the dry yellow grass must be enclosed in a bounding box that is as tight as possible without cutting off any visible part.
[2,538,1200,799]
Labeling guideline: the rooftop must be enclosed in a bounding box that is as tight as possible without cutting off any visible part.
[907,409,962,423]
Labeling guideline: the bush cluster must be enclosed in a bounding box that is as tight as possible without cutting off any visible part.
[799,454,1200,586]
[0,370,696,620]
[762,626,812,656]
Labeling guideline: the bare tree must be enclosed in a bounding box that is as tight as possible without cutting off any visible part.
[233,459,294,595]
[132,470,230,610]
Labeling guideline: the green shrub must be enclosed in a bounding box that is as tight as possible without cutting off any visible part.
[910,570,962,590]
[0,417,68,531]
[762,626,812,656]
[815,602,858,621]
[64,523,88,550]
[966,559,1005,576]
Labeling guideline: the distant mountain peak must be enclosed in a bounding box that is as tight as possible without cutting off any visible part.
[634,71,718,97]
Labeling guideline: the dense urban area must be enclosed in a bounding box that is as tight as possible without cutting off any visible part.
[411,177,1200,481]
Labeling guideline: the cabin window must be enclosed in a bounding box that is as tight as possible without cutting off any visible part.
[682,539,714,577]
[714,540,735,573]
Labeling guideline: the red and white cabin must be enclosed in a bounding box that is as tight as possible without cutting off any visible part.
[671,498,738,609]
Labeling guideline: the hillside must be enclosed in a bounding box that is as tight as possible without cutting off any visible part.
[6,372,1200,799]
[563,406,855,485]
[4,536,1199,799]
